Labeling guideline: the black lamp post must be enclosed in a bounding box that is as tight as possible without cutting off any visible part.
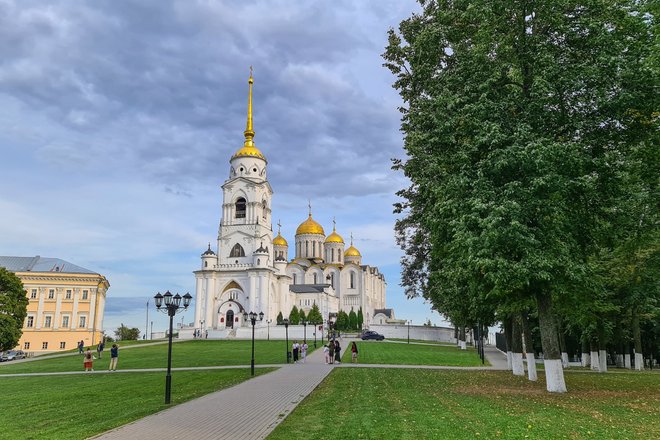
[154,290,192,404]
[267,319,271,341]
[301,317,307,342]
[243,311,264,376]
[313,320,318,348]
[283,318,290,363]
[321,319,324,346]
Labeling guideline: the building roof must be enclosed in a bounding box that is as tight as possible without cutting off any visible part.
[0,256,99,274]
[373,308,394,319]
[289,284,330,294]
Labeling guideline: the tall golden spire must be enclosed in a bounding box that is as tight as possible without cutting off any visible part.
[244,66,255,147]
[232,67,266,162]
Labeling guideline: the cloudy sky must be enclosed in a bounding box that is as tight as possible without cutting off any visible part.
[0,0,446,335]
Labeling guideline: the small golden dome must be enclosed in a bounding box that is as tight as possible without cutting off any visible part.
[273,233,288,246]
[325,230,344,244]
[232,145,267,161]
[296,214,325,236]
[344,245,361,257]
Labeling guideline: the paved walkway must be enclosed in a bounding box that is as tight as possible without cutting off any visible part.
[91,346,333,440]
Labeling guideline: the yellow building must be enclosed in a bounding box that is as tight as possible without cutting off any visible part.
[0,256,109,354]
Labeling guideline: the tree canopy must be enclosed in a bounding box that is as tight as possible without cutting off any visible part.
[384,0,657,391]
[0,268,28,351]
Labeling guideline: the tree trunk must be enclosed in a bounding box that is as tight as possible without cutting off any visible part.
[511,315,525,376]
[536,292,567,392]
[459,327,467,350]
[557,320,569,367]
[624,342,632,369]
[590,339,600,372]
[521,312,537,381]
[632,309,644,371]
[596,324,607,373]
[503,317,513,370]
[581,338,590,368]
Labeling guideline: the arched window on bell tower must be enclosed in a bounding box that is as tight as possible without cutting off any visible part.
[230,243,245,258]
[235,198,246,219]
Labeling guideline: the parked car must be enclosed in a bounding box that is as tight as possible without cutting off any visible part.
[0,350,26,361]
[361,330,385,341]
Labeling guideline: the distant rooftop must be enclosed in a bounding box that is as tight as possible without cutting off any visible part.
[289,284,331,294]
[0,256,99,275]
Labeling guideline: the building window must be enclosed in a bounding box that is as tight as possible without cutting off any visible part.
[293,274,297,284]
[350,272,355,289]
[235,197,246,218]
[313,241,316,256]
[42,342,48,350]
[262,200,267,219]
[305,241,309,256]
[79,316,87,328]
[44,316,52,328]
[26,316,34,328]
[30,289,37,299]
[82,290,89,300]
[313,273,317,284]
[60,342,66,349]
[62,316,69,328]
[65,290,72,299]
[24,342,30,350]
[331,248,334,262]
[331,273,335,289]
[204,261,208,267]
[230,243,245,258]
[48,289,55,299]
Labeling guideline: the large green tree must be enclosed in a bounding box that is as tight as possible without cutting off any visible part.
[0,268,28,351]
[384,0,655,392]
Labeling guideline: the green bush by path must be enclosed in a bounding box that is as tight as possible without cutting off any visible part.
[344,341,485,366]
[267,369,660,440]
[0,368,274,440]
[0,340,306,374]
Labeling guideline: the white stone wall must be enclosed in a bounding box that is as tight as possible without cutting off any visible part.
[369,324,457,343]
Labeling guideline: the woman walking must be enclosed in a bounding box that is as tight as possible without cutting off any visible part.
[351,341,359,363]
[323,343,330,364]
[328,340,335,364]
[334,340,341,364]
[83,348,94,372]
[301,340,308,363]
[292,340,300,363]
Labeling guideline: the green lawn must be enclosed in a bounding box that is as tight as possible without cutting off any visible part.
[345,340,486,366]
[0,339,307,374]
[0,368,274,440]
[267,369,660,440]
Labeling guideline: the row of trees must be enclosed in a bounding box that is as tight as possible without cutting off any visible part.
[275,304,365,331]
[384,0,658,393]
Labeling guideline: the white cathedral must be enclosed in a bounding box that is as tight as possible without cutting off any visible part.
[192,72,389,335]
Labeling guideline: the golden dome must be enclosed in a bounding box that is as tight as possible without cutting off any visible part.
[344,245,361,257]
[273,233,288,246]
[324,218,344,243]
[296,214,325,236]
[325,231,344,243]
[232,145,266,161]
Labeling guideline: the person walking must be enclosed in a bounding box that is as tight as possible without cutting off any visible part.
[97,340,105,359]
[323,343,330,364]
[301,340,308,363]
[83,348,94,372]
[351,341,359,363]
[334,340,341,364]
[109,344,119,371]
[78,340,84,354]
[292,340,300,363]
[328,340,335,364]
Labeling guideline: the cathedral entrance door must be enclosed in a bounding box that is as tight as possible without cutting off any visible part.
[226,310,234,329]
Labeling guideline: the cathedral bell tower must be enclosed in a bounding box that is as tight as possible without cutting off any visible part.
[217,69,274,267]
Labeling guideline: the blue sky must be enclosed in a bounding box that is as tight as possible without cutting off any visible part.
[0,0,450,335]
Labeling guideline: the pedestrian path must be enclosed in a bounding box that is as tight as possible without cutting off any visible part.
[91,345,333,440]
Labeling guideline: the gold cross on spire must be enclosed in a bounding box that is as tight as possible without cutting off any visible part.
[308,199,312,216]
[333,216,336,231]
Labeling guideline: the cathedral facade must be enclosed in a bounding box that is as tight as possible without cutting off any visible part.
[193,73,387,335]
